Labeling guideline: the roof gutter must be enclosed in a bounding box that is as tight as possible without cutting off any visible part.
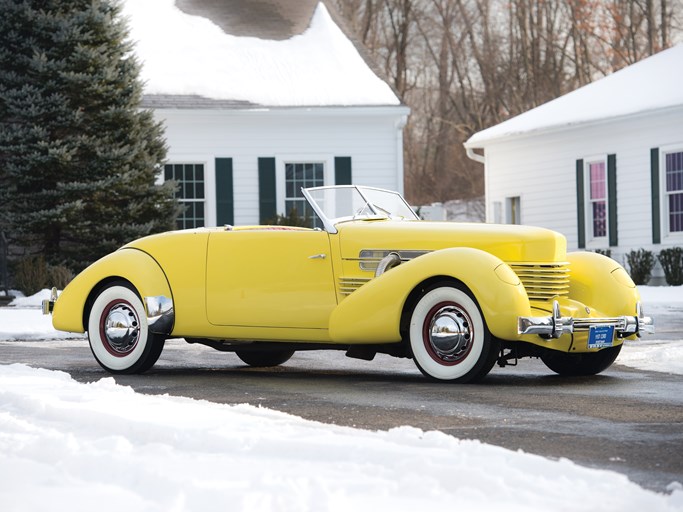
[465,146,485,164]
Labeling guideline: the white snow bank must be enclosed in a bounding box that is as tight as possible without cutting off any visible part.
[1,290,84,341]
[6,288,49,308]
[0,364,680,512]
[121,0,399,106]
[619,338,683,375]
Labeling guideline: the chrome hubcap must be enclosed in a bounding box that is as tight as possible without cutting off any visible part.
[103,302,140,355]
[427,305,472,362]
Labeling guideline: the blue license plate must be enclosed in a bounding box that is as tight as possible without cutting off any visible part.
[588,325,615,349]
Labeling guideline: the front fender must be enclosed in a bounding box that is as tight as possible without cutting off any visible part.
[52,248,173,333]
[329,247,531,343]
[567,251,640,317]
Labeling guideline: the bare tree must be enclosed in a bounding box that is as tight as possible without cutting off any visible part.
[332,0,683,204]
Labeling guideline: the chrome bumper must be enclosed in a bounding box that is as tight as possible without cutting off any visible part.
[144,295,175,335]
[518,301,654,339]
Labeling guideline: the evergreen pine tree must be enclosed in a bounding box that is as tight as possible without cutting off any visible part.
[0,0,180,272]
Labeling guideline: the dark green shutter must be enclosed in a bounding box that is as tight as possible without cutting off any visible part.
[576,159,585,249]
[607,154,618,247]
[258,157,276,224]
[334,157,352,185]
[651,148,661,244]
[215,158,233,226]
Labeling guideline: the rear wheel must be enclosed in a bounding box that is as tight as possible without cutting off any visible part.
[408,283,499,383]
[541,345,622,376]
[87,283,165,374]
[235,348,295,367]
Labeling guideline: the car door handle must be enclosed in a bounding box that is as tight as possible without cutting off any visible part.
[308,254,326,260]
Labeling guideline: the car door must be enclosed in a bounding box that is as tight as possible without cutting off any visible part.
[206,228,337,329]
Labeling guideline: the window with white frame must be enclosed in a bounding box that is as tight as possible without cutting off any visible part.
[284,162,324,227]
[665,150,683,234]
[586,160,607,241]
[164,163,205,229]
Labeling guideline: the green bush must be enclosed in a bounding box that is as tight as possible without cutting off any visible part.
[625,249,655,285]
[658,247,683,286]
[12,255,73,296]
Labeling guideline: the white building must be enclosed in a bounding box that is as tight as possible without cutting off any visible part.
[124,0,409,227]
[464,44,683,267]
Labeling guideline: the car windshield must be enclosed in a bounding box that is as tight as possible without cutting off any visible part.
[302,185,419,233]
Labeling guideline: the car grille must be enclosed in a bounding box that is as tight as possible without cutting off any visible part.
[508,262,570,302]
[339,277,372,296]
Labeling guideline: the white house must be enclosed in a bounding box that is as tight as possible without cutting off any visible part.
[123,0,409,227]
[464,44,683,268]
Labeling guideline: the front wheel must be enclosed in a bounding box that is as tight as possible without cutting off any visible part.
[408,283,499,383]
[541,345,622,376]
[87,283,165,374]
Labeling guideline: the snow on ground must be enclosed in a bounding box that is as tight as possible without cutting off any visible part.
[617,285,683,375]
[1,363,681,512]
[121,0,399,106]
[1,288,682,510]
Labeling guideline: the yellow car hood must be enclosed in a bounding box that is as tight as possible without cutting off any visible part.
[337,220,567,263]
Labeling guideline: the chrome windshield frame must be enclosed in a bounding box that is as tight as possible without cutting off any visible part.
[301,185,419,234]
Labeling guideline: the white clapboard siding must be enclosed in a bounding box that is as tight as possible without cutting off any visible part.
[153,107,409,226]
[483,106,683,261]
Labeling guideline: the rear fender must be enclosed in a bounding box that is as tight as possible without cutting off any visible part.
[52,248,173,333]
[328,247,531,343]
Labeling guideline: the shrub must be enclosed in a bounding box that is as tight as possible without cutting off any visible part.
[12,256,73,296]
[12,256,49,296]
[47,264,74,290]
[658,247,683,286]
[625,249,656,285]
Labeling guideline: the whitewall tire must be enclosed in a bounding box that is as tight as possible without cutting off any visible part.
[87,283,165,374]
[408,284,498,382]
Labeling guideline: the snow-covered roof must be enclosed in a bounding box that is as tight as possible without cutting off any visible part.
[122,0,400,108]
[466,44,683,147]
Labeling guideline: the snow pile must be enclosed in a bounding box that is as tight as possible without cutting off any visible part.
[121,0,399,107]
[619,338,683,375]
[0,290,83,341]
[618,285,683,374]
[0,364,681,512]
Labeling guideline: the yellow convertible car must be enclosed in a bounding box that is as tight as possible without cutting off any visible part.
[43,185,653,382]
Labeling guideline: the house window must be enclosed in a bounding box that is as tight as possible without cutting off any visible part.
[587,161,607,239]
[665,150,683,233]
[284,162,324,226]
[506,196,520,224]
[164,163,205,229]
